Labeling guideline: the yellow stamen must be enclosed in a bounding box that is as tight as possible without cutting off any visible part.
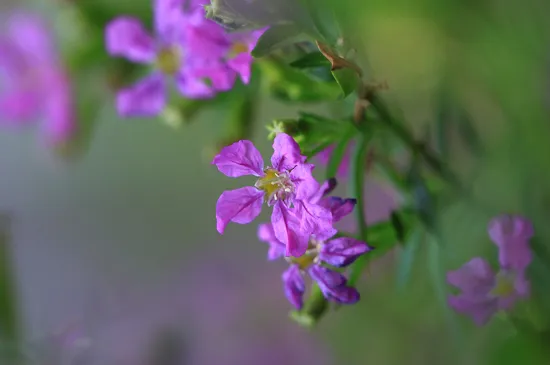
[155,47,181,75]
[229,42,248,58]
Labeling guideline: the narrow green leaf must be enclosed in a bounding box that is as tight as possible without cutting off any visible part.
[257,59,342,102]
[301,0,341,45]
[390,211,406,243]
[457,109,483,156]
[289,52,331,69]
[0,214,19,343]
[325,126,356,180]
[332,68,360,98]
[251,25,311,58]
[395,226,423,289]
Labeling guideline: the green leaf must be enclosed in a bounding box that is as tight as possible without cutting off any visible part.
[299,0,341,45]
[0,215,19,343]
[251,25,311,58]
[325,126,356,180]
[258,59,342,102]
[489,332,547,365]
[289,52,331,69]
[332,67,360,98]
[395,226,423,289]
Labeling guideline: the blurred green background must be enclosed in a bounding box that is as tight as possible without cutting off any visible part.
[2,0,550,364]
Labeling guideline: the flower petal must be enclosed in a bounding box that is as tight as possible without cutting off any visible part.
[154,0,186,42]
[116,73,166,117]
[282,265,305,309]
[271,202,309,257]
[308,266,359,305]
[488,214,534,271]
[320,197,356,222]
[319,237,371,267]
[295,200,336,241]
[176,61,236,98]
[227,53,253,84]
[290,163,320,201]
[212,140,264,177]
[105,17,156,63]
[215,187,264,234]
[308,178,337,204]
[271,133,306,171]
[446,257,495,295]
[42,71,75,144]
[257,223,285,260]
[6,12,55,64]
[0,90,41,123]
[447,295,497,326]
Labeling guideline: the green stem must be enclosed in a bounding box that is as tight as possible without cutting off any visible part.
[0,215,19,344]
[347,130,371,286]
[369,94,461,189]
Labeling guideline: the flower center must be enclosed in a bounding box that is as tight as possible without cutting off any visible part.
[491,272,515,297]
[229,42,248,58]
[254,168,294,205]
[285,240,321,267]
[155,46,181,75]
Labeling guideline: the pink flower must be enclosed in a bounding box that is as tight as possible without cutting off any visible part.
[0,12,75,144]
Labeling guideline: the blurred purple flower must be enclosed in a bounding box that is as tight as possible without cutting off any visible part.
[105,0,265,118]
[316,142,354,178]
[213,133,334,257]
[258,179,371,309]
[0,12,75,144]
[447,258,530,326]
[447,215,534,326]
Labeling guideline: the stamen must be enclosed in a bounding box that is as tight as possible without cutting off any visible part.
[155,46,181,75]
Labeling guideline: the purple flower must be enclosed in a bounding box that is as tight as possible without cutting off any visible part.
[488,214,534,271]
[184,6,266,85]
[106,0,265,117]
[0,12,75,144]
[447,258,530,326]
[447,215,534,326]
[258,179,372,309]
[213,133,334,257]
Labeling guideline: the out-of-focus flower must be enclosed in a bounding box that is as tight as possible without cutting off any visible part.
[447,215,534,326]
[212,133,335,257]
[258,179,371,309]
[316,142,354,178]
[0,12,75,144]
[106,0,265,118]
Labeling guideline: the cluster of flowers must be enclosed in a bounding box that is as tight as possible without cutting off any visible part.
[212,132,372,309]
[447,215,534,325]
[0,12,74,144]
[105,0,265,118]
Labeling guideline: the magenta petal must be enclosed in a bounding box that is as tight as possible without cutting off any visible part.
[295,200,336,241]
[105,17,156,63]
[447,295,497,326]
[116,73,166,117]
[282,265,305,309]
[290,163,320,201]
[257,223,285,260]
[6,12,55,64]
[446,257,495,295]
[212,140,264,177]
[0,90,41,123]
[271,133,305,171]
[215,187,264,234]
[488,215,534,271]
[271,202,309,257]
[42,71,75,143]
[308,266,359,305]
[320,197,356,222]
[227,53,253,84]
[154,0,186,42]
[319,237,371,267]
